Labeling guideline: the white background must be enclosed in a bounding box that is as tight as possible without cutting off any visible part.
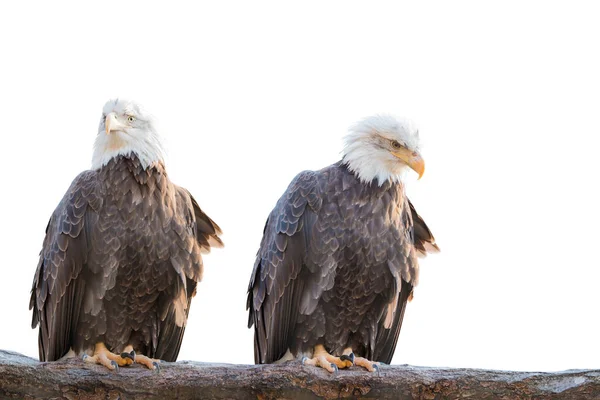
[0,1,598,372]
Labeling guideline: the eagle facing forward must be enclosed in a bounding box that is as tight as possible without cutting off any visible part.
[247,115,438,372]
[30,99,222,370]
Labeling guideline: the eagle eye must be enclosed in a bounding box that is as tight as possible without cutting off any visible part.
[127,116,135,123]
[391,140,402,149]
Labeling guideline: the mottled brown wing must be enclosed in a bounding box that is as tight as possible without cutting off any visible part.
[372,199,438,363]
[409,199,440,257]
[247,171,323,364]
[184,188,223,252]
[29,171,101,361]
[154,187,223,361]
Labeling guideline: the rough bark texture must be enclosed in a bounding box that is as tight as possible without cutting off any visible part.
[0,350,598,399]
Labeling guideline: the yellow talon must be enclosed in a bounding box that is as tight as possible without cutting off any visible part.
[134,353,162,371]
[354,356,380,372]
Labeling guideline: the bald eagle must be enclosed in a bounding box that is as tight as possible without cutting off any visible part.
[30,99,222,371]
[247,115,438,372]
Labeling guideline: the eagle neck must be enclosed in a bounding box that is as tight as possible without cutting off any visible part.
[338,161,404,199]
[100,154,167,189]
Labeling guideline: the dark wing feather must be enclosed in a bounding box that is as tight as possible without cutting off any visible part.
[154,277,197,361]
[372,199,438,363]
[153,187,223,362]
[409,199,440,256]
[185,188,223,251]
[29,171,101,361]
[247,171,322,364]
[372,279,413,364]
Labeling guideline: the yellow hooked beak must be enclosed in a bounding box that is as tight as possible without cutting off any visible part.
[391,147,425,179]
[105,112,125,135]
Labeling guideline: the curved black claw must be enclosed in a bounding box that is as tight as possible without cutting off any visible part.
[82,354,88,361]
[111,360,119,372]
[373,363,380,375]
[340,353,355,365]
[152,361,161,372]
[301,356,308,365]
[331,363,339,374]
[120,350,136,361]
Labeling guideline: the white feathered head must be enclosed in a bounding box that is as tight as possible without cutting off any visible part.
[343,114,424,186]
[92,98,164,170]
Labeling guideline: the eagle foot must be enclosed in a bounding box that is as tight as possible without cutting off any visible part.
[354,356,381,373]
[116,345,161,371]
[82,343,133,371]
[301,345,353,373]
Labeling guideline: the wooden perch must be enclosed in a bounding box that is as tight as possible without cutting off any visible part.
[1,350,599,399]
